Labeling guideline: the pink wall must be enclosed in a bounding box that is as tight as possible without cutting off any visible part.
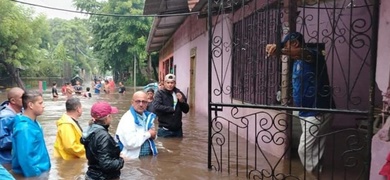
[371,0,390,179]
[171,15,208,112]
[297,2,382,128]
[162,0,384,159]
[169,13,288,157]
[376,0,390,96]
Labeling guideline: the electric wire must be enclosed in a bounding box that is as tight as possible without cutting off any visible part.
[10,0,199,18]
[75,46,96,61]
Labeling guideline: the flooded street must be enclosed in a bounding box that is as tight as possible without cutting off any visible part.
[0,88,238,180]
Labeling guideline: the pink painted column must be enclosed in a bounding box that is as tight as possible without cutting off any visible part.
[371,0,390,179]
[38,81,43,93]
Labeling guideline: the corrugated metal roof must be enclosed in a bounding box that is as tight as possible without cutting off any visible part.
[146,16,187,52]
[191,0,207,12]
[144,0,255,52]
[144,0,190,15]
[144,0,200,53]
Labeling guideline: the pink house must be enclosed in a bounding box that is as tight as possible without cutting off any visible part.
[144,0,388,178]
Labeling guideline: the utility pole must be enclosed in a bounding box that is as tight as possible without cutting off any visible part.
[133,54,136,92]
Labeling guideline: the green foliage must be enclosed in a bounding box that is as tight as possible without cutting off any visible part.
[40,18,99,82]
[0,0,51,87]
[124,71,149,86]
[0,0,100,88]
[74,0,153,83]
[0,0,151,88]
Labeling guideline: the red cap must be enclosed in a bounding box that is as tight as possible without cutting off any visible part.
[91,101,119,119]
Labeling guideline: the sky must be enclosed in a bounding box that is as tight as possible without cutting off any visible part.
[18,0,88,20]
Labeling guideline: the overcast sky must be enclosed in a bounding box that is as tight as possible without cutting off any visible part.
[18,0,88,20]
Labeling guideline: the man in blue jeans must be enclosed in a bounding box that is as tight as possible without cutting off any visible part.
[152,74,190,137]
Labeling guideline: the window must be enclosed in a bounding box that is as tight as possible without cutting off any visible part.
[161,57,174,81]
[232,8,281,105]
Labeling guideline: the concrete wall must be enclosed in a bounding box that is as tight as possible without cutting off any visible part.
[160,0,384,159]
[169,11,289,157]
[171,15,208,114]
[376,0,390,95]
[297,0,382,128]
[371,0,390,179]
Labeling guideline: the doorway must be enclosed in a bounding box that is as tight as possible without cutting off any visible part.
[189,47,197,112]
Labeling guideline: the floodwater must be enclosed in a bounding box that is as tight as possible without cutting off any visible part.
[0,88,239,180]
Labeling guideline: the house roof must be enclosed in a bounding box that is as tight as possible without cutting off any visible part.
[144,0,200,53]
[143,0,191,15]
[192,0,207,12]
[144,0,254,52]
[146,16,188,52]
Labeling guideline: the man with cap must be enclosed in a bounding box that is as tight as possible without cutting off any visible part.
[81,101,124,180]
[152,74,190,137]
[146,88,155,113]
[115,91,157,159]
[266,32,335,172]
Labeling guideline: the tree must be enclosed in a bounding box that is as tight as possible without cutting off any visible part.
[0,0,51,88]
[73,0,153,85]
[48,18,97,82]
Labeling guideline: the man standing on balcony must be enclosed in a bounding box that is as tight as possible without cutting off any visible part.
[266,32,335,172]
[152,74,189,137]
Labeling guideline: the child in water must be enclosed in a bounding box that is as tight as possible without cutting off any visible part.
[83,87,92,98]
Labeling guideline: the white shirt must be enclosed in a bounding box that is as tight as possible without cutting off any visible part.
[115,111,153,159]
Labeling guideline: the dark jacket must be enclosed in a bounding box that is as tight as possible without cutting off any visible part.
[152,88,190,131]
[81,123,124,180]
[146,102,155,113]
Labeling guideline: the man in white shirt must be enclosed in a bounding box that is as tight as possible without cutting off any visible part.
[115,91,157,159]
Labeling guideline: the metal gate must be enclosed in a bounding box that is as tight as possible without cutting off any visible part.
[207,0,380,179]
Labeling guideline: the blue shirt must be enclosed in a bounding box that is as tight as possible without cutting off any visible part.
[0,101,17,163]
[0,164,14,180]
[137,114,152,156]
[292,49,334,117]
[94,84,101,94]
[12,114,51,177]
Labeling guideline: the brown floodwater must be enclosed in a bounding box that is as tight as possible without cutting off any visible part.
[0,88,240,180]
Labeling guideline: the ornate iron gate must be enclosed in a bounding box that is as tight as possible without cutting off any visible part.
[207,0,380,179]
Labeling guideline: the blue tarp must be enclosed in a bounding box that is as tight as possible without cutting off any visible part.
[143,82,158,92]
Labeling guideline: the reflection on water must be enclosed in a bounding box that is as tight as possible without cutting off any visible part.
[0,89,238,180]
